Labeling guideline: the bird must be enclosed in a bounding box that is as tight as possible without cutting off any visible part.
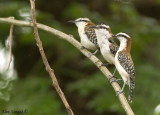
[113,32,136,103]
[91,24,119,75]
[68,18,99,54]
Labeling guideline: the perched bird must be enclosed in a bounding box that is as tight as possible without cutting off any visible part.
[91,24,118,64]
[68,18,99,54]
[114,32,136,103]
[91,24,119,74]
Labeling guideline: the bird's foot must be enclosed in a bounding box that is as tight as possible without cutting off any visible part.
[111,78,122,83]
[108,75,117,83]
[108,75,122,84]
[80,46,86,50]
[101,63,112,67]
[116,89,124,96]
[92,49,99,55]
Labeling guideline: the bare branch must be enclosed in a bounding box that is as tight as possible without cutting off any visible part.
[0,17,135,115]
[29,0,74,115]
[7,17,14,70]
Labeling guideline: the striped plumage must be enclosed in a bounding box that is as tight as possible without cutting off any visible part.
[109,38,119,56]
[68,18,99,52]
[114,32,136,102]
[85,24,98,46]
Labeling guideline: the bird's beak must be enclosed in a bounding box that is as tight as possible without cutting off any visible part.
[108,34,114,39]
[112,34,116,38]
[68,20,76,23]
[90,25,97,28]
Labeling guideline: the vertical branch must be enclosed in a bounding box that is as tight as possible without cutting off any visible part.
[29,0,74,115]
[7,17,14,70]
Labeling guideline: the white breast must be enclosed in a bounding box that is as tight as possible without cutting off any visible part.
[78,27,97,50]
[100,42,115,64]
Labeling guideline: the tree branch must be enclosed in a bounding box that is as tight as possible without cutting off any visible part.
[29,0,74,115]
[0,17,135,115]
[7,17,14,70]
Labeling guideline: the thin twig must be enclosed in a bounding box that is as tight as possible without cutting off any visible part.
[0,17,135,115]
[29,0,74,115]
[7,17,14,70]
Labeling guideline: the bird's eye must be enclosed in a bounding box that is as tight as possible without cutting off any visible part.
[103,26,109,30]
[105,27,109,30]
[122,35,127,38]
[109,39,113,43]
[99,26,108,30]
[118,34,128,39]
[79,20,88,22]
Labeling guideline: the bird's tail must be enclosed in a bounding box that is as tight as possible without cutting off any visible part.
[128,78,135,103]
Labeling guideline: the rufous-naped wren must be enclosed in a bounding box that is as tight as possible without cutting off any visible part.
[114,32,136,103]
[91,24,119,66]
[68,18,99,54]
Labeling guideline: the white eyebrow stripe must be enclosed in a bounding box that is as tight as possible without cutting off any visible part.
[76,18,90,22]
[96,24,110,30]
[116,32,130,38]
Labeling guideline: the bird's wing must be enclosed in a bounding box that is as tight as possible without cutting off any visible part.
[85,27,98,46]
[118,50,136,102]
[118,50,136,78]
[109,40,119,56]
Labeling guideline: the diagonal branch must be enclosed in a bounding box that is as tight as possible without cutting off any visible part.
[29,0,74,115]
[0,17,135,115]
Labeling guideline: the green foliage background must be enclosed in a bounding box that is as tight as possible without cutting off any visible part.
[0,0,160,115]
